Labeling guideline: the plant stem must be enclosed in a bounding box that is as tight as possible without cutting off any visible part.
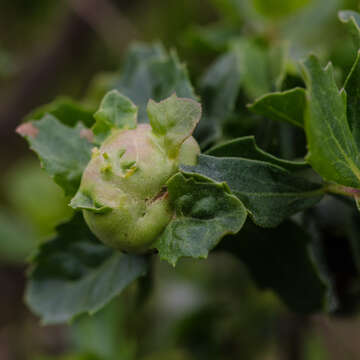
[324,183,360,199]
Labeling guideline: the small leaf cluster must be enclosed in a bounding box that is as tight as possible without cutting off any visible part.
[17,10,360,324]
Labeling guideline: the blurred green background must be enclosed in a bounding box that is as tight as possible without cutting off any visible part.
[2,0,360,359]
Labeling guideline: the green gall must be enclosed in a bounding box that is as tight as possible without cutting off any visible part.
[71,92,201,253]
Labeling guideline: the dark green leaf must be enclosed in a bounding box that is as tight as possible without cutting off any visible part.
[195,51,241,148]
[115,44,196,122]
[26,213,147,324]
[17,115,94,196]
[343,50,360,148]
[92,90,137,143]
[25,97,95,128]
[155,173,247,266]
[248,88,306,128]
[206,136,307,170]
[220,219,331,313]
[302,55,360,188]
[182,155,324,227]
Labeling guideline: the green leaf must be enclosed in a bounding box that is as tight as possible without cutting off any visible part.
[92,90,138,144]
[343,50,360,148]
[70,191,111,214]
[248,88,306,128]
[25,96,95,128]
[232,38,272,100]
[115,43,196,122]
[252,0,311,19]
[206,136,307,170]
[183,24,242,52]
[155,173,246,266]
[16,115,94,196]
[338,10,360,48]
[195,51,241,148]
[220,219,331,313]
[147,94,201,158]
[200,52,241,119]
[26,213,147,324]
[302,55,360,188]
[182,155,324,227]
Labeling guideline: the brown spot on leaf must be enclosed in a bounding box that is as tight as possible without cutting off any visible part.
[147,187,169,205]
[16,123,38,138]
[80,128,94,142]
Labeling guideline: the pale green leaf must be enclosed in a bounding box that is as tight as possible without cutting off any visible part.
[302,55,360,188]
[147,94,201,157]
[338,10,360,48]
[93,90,138,143]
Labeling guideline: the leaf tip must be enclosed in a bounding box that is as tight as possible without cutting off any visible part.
[16,122,38,138]
[80,128,94,142]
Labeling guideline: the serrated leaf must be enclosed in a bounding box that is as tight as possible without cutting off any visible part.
[26,213,147,324]
[249,88,306,128]
[26,97,95,128]
[115,44,196,122]
[302,55,360,188]
[338,10,360,48]
[147,94,201,158]
[343,50,360,148]
[92,90,137,143]
[155,173,246,266]
[195,51,241,148]
[16,115,94,196]
[220,219,331,313]
[182,155,323,227]
[206,135,307,171]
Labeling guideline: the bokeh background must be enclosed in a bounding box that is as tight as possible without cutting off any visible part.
[2,0,360,359]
